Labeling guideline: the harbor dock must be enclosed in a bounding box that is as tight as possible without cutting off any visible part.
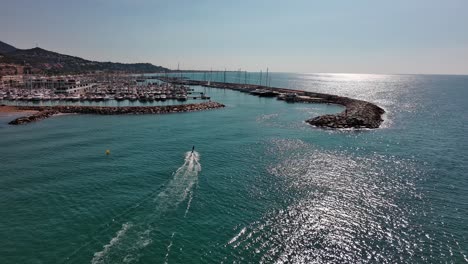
[0,74,211,102]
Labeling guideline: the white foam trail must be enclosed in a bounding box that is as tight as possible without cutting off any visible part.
[90,151,201,263]
[164,232,176,264]
[184,191,194,218]
[91,222,132,264]
[156,151,201,211]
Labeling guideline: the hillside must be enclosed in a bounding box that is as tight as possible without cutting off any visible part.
[0,41,17,54]
[0,41,169,74]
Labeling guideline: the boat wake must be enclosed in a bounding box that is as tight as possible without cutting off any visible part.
[91,223,132,264]
[156,151,201,211]
[164,232,176,264]
[88,151,201,264]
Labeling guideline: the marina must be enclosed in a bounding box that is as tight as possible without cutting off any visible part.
[0,73,384,129]
[0,74,211,104]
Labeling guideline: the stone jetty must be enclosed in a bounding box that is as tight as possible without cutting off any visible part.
[8,102,225,125]
[304,97,384,129]
[8,110,59,125]
[158,77,385,129]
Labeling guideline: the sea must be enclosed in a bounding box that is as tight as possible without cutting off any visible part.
[0,73,467,263]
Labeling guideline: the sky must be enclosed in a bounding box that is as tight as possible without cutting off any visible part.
[1,0,467,74]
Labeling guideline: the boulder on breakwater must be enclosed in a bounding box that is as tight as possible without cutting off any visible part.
[8,102,225,125]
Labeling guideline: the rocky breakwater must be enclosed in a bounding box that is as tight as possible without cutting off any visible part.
[8,110,59,125]
[159,77,385,129]
[304,95,385,129]
[8,102,225,125]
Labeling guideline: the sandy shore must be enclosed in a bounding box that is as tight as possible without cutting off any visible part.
[0,105,38,115]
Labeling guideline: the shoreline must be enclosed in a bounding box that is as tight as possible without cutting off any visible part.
[6,102,225,125]
[0,105,39,115]
[2,78,386,129]
[157,77,385,129]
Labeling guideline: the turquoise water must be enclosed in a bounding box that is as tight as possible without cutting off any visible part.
[0,73,467,263]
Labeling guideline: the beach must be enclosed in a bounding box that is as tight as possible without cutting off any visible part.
[0,105,37,114]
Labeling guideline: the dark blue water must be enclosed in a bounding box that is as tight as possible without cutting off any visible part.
[0,73,466,263]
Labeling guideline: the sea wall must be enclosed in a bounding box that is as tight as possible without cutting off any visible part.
[304,98,385,129]
[8,102,225,125]
[158,77,385,129]
[8,110,59,125]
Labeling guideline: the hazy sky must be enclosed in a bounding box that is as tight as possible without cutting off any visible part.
[1,0,467,74]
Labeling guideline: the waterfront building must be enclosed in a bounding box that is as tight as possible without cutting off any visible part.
[1,75,25,87]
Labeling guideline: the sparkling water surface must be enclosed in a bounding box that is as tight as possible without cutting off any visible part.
[0,73,467,263]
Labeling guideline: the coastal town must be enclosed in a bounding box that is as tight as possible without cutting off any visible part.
[0,43,385,129]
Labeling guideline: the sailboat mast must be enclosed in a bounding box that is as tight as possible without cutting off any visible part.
[259,70,262,86]
[177,62,181,79]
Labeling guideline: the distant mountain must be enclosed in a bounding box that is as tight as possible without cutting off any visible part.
[0,41,17,54]
[0,40,169,74]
